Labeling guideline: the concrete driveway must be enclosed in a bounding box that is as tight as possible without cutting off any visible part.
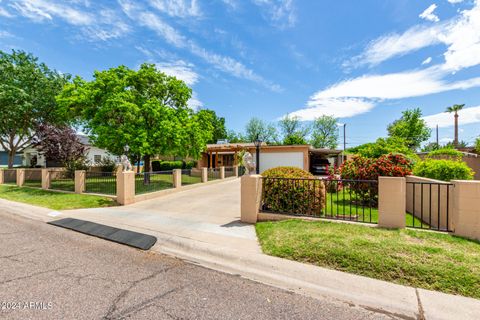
[64,178,261,253]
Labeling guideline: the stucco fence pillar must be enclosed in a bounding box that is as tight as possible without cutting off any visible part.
[16,169,25,187]
[451,180,480,241]
[0,170,4,184]
[117,171,135,205]
[220,166,225,179]
[201,167,208,183]
[240,174,262,223]
[75,170,86,194]
[173,169,182,188]
[41,169,50,190]
[378,176,406,229]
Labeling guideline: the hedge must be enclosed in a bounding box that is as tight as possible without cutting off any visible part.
[151,160,197,171]
[413,159,474,181]
[262,167,326,216]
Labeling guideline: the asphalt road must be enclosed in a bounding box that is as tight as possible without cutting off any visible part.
[0,212,391,320]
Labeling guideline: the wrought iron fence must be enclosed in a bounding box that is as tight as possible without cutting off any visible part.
[208,168,220,180]
[225,166,235,177]
[181,169,202,185]
[85,171,116,195]
[261,177,379,224]
[23,169,42,188]
[3,169,16,184]
[406,181,453,232]
[135,171,173,195]
[49,169,74,192]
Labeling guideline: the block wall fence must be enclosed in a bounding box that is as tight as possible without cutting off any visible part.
[0,166,240,206]
[240,175,480,242]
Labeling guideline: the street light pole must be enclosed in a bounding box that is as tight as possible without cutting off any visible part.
[253,135,262,174]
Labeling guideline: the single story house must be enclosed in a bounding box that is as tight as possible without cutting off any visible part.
[22,134,118,167]
[0,146,22,167]
[198,142,343,174]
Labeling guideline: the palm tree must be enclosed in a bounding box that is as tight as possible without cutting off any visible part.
[446,104,465,148]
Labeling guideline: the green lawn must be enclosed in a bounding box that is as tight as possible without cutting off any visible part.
[135,173,201,195]
[325,190,422,226]
[256,219,480,299]
[0,185,116,210]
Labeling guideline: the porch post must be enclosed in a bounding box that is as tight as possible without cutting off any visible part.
[233,166,239,177]
[209,152,213,169]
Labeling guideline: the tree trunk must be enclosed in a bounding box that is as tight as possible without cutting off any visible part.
[7,148,16,169]
[454,112,459,148]
[143,154,151,185]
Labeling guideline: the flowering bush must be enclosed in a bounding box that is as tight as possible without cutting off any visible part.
[262,167,326,215]
[325,164,342,193]
[340,153,414,203]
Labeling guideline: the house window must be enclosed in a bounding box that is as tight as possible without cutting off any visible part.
[94,155,102,163]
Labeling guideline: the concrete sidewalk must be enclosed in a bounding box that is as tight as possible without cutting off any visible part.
[2,183,479,320]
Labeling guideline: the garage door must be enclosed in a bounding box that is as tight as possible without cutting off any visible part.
[252,152,304,173]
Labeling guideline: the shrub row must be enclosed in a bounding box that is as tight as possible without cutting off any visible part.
[151,160,196,171]
[413,159,474,181]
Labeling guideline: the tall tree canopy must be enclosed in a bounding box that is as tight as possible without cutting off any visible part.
[310,115,339,149]
[278,114,309,145]
[196,109,227,144]
[387,108,431,150]
[57,63,211,172]
[0,50,68,168]
[244,117,278,143]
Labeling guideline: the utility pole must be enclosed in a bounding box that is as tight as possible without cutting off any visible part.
[436,125,439,146]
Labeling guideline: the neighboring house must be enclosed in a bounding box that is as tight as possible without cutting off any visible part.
[0,146,22,167]
[22,134,118,167]
[199,141,343,175]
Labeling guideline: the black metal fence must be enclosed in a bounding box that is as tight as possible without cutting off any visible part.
[85,171,116,195]
[406,181,453,232]
[3,169,16,184]
[135,171,173,195]
[181,169,202,185]
[208,168,220,180]
[225,166,235,177]
[23,169,42,188]
[261,177,379,224]
[49,169,74,192]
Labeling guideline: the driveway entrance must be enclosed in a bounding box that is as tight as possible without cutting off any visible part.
[64,178,260,253]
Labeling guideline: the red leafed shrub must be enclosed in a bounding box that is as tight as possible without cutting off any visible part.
[262,167,326,215]
[340,153,413,203]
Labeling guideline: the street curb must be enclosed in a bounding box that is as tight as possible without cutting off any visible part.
[2,198,479,320]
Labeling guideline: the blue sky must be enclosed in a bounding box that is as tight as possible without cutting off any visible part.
[1,0,479,147]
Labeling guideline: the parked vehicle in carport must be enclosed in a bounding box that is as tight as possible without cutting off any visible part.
[310,158,330,175]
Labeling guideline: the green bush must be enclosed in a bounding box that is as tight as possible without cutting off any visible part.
[413,159,474,181]
[347,137,418,161]
[94,157,118,172]
[184,160,197,169]
[427,147,463,160]
[262,167,325,215]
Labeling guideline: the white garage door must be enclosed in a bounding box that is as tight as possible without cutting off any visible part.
[252,152,304,173]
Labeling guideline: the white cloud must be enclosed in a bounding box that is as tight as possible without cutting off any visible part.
[188,92,203,109]
[0,0,13,17]
[288,98,375,120]
[0,30,13,38]
[419,4,440,22]
[252,0,296,29]
[447,0,464,3]
[422,57,433,65]
[423,106,480,128]
[344,25,443,68]
[119,1,281,92]
[10,0,94,25]
[155,60,199,85]
[149,0,201,17]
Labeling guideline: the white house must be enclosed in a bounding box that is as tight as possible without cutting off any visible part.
[23,134,118,167]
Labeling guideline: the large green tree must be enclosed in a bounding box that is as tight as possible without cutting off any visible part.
[278,114,309,145]
[196,109,227,144]
[310,115,339,149]
[387,108,431,150]
[57,63,210,173]
[244,117,278,143]
[0,50,68,168]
